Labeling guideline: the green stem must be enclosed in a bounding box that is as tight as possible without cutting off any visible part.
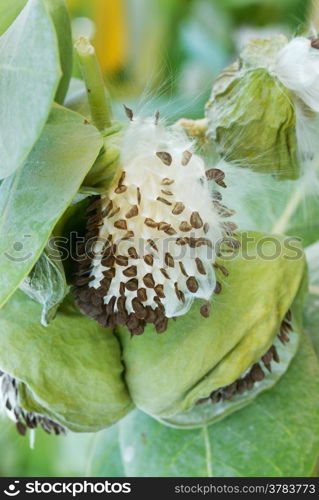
[74,36,112,132]
[271,184,304,234]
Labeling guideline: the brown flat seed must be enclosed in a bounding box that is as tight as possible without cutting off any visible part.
[311,38,319,49]
[244,374,254,390]
[271,345,280,363]
[145,306,157,323]
[155,317,168,334]
[128,247,138,259]
[121,231,134,240]
[101,255,115,267]
[158,221,171,231]
[172,202,185,215]
[156,151,172,166]
[155,284,165,298]
[123,265,137,277]
[250,363,265,382]
[132,298,147,319]
[214,281,222,294]
[137,187,141,204]
[210,391,222,403]
[160,268,170,279]
[190,211,203,229]
[108,207,121,218]
[179,221,192,232]
[200,303,210,318]
[75,275,95,286]
[187,276,199,293]
[126,278,138,291]
[213,263,229,277]
[206,168,227,188]
[157,196,172,206]
[106,296,116,314]
[86,197,102,213]
[115,185,127,194]
[161,189,173,196]
[137,288,147,302]
[223,382,237,400]
[278,332,290,344]
[181,150,192,166]
[165,226,177,235]
[126,205,139,218]
[144,254,154,266]
[117,296,127,313]
[165,252,175,267]
[237,379,247,394]
[124,105,133,120]
[145,218,158,228]
[102,200,113,217]
[143,273,155,288]
[116,255,129,266]
[261,350,273,372]
[119,282,126,295]
[16,422,27,436]
[222,221,238,235]
[147,239,158,251]
[179,261,188,277]
[161,177,174,185]
[114,219,128,230]
[103,268,116,279]
[286,309,292,322]
[203,223,209,234]
[195,258,206,275]
[212,190,222,201]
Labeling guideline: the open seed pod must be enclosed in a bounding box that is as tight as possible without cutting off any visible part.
[117,231,307,427]
[74,114,237,336]
[0,294,133,434]
[0,232,306,433]
[205,36,300,180]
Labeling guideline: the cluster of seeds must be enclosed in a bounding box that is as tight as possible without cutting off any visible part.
[0,372,65,436]
[74,112,237,335]
[197,310,293,405]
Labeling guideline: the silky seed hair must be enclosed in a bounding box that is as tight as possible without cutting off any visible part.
[75,111,237,335]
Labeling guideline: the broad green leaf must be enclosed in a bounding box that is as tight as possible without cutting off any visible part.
[0,291,133,432]
[89,426,126,477]
[304,242,319,355]
[117,232,307,422]
[0,0,61,178]
[0,105,102,309]
[20,243,69,326]
[0,0,73,104]
[119,334,319,477]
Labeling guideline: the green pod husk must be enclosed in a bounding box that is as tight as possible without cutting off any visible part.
[0,293,133,432]
[117,231,307,428]
[205,36,300,180]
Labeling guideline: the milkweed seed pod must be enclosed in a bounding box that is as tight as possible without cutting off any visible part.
[206,35,319,180]
[74,113,237,336]
[117,232,307,426]
[0,232,306,434]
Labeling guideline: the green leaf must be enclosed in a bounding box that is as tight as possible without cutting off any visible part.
[0,0,62,178]
[20,243,69,326]
[119,334,319,477]
[0,105,102,309]
[0,291,133,432]
[0,0,26,35]
[43,0,73,104]
[89,426,126,477]
[0,0,72,105]
[304,242,319,356]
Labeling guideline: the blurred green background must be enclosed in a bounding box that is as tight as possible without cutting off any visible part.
[0,0,315,477]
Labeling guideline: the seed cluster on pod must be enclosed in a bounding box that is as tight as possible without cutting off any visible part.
[0,371,65,436]
[74,110,237,335]
[197,309,293,405]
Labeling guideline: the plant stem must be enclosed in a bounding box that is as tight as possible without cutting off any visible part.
[74,36,112,132]
[271,184,304,234]
[202,425,213,477]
